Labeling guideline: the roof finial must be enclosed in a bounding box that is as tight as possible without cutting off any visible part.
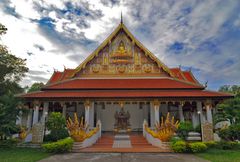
[120,11,123,24]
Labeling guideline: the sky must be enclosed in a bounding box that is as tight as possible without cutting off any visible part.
[0,0,240,90]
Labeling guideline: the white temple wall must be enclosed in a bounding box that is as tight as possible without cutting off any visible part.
[98,102,146,131]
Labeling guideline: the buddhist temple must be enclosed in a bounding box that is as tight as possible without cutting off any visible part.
[18,19,233,150]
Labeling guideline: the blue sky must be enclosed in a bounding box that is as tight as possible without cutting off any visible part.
[0,0,240,90]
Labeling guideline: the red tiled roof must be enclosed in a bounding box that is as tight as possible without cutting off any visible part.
[19,90,233,98]
[47,71,63,84]
[43,78,204,90]
[170,68,186,80]
[183,71,199,84]
[61,69,75,81]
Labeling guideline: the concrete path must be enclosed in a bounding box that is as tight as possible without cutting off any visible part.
[39,153,210,162]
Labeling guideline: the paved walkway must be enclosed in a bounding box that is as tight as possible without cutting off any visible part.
[39,153,210,162]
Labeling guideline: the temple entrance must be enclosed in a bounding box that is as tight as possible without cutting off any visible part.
[96,101,149,132]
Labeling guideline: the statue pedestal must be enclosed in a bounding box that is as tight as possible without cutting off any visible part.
[114,108,131,133]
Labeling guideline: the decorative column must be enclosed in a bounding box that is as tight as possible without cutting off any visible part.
[89,102,95,127]
[27,108,33,130]
[206,101,213,123]
[84,100,91,126]
[178,101,185,122]
[32,101,40,125]
[61,102,67,118]
[16,110,23,125]
[197,101,204,124]
[198,100,214,142]
[150,102,155,127]
[41,102,49,123]
[153,99,160,124]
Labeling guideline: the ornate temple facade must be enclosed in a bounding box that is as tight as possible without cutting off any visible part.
[19,21,233,142]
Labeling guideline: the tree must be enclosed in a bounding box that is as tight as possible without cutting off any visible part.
[45,112,69,142]
[215,85,240,124]
[27,82,44,93]
[0,23,28,139]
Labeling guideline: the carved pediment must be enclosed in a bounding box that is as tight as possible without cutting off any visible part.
[73,23,174,78]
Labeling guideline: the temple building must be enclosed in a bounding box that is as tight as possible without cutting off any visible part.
[19,20,233,144]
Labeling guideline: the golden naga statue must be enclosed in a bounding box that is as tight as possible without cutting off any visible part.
[145,113,179,142]
[19,126,27,140]
[66,113,99,142]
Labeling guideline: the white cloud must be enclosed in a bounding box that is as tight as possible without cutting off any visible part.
[0,0,239,89]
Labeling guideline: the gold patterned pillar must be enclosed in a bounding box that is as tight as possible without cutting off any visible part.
[32,100,40,125]
[60,102,67,118]
[205,100,213,123]
[84,100,91,126]
[178,101,185,122]
[153,99,160,124]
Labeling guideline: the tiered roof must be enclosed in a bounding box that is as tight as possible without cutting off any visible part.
[19,22,233,100]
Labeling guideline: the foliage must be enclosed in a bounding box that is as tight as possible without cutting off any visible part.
[46,112,69,142]
[216,85,240,124]
[0,138,18,148]
[0,147,49,162]
[0,23,28,139]
[215,141,240,150]
[42,137,73,153]
[27,82,44,93]
[44,129,69,142]
[171,140,187,153]
[46,112,66,131]
[189,142,207,153]
[177,121,194,139]
[218,124,240,141]
[203,141,217,148]
[0,93,22,139]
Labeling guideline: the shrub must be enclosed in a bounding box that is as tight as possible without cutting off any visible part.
[218,124,240,141]
[170,136,182,144]
[189,142,207,153]
[42,137,74,153]
[203,141,217,148]
[171,141,187,153]
[0,138,18,148]
[215,141,239,150]
[44,129,69,142]
[45,112,69,142]
[177,121,194,139]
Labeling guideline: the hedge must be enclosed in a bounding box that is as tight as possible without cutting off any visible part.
[42,137,73,153]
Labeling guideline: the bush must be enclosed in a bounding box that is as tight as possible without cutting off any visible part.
[42,137,73,153]
[218,124,240,141]
[45,112,69,142]
[171,141,187,153]
[0,138,18,148]
[215,141,239,150]
[203,141,217,148]
[189,142,207,153]
[44,129,69,142]
[177,121,194,139]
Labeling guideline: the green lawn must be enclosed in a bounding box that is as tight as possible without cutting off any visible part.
[196,148,240,162]
[0,147,50,162]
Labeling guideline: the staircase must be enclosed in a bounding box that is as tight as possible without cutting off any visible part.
[72,134,172,153]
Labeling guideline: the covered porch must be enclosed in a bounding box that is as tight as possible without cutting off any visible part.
[20,97,219,142]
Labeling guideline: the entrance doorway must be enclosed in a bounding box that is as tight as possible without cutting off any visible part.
[96,102,149,132]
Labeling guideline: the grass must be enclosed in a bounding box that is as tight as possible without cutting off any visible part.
[0,147,50,162]
[196,148,240,162]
